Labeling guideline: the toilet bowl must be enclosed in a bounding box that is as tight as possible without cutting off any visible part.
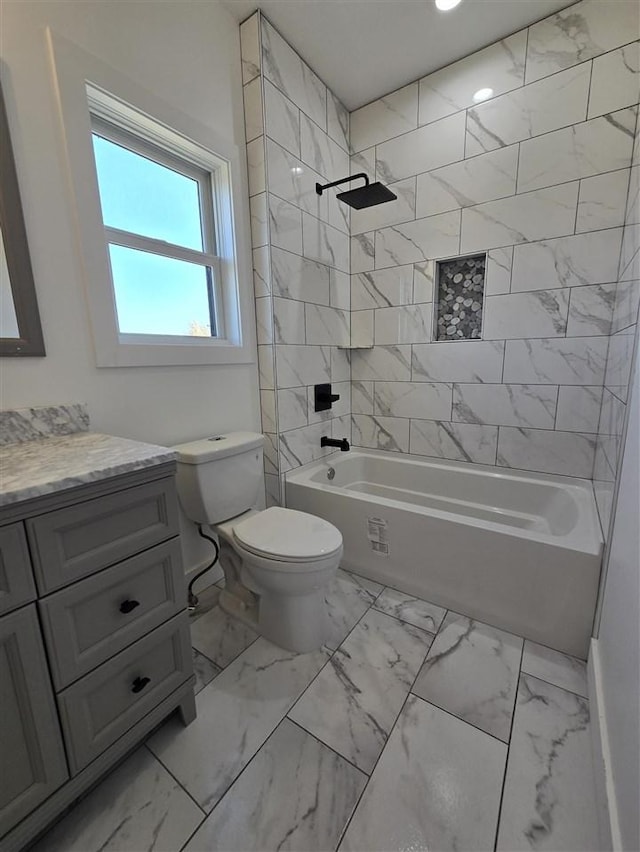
[173,433,342,653]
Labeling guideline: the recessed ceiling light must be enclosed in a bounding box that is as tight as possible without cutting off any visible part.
[435,0,462,11]
[291,166,304,175]
[473,87,494,102]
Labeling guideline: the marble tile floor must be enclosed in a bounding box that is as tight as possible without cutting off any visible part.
[31,567,600,852]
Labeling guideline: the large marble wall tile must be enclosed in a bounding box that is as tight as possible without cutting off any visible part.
[240,13,261,84]
[302,213,349,272]
[517,107,637,193]
[250,192,268,248]
[351,232,375,273]
[258,344,275,390]
[306,304,350,346]
[275,344,330,387]
[184,719,366,852]
[611,278,640,333]
[252,245,270,297]
[418,31,526,126]
[246,136,265,197]
[483,289,569,339]
[330,269,350,310]
[263,431,279,474]
[409,419,498,464]
[300,112,349,181]
[521,641,588,697]
[588,41,640,119]
[340,695,506,852]
[351,266,414,310]
[452,383,558,428]
[351,310,374,347]
[503,337,608,385]
[555,385,603,433]
[604,329,635,401]
[269,195,302,253]
[412,340,504,383]
[626,164,640,225]
[376,112,465,184]
[373,587,446,633]
[576,170,630,233]
[327,90,350,152]
[497,427,596,477]
[352,380,375,414]
[374,304,433,345]
[413,612,522,741]
[255,296,273,345]
[618,223,640,281]
[416,145,518,219]
[273,296,305,344]
[566,282,616,337]
[264,79,300,157]
[280,422,330,471]
[525,0,640,83]
[466,64,590,157]
[261,18,326,129]
[289,608,432,772]
[375,211,461,268]
[485,246,513,295]
[277,387,308,431]
[350,83,418,152]
[460,183,579,253]
[413,260,435,303]
[0,403,89,445]
[332,347,351,382]
[266,138,325,219]
[260,389,277,432]
[351,414,410,452]
[511,229,622,293]
[29,747,204,852]
[271,245,330,305]
[147,638,329,812]
[243,77,264,143]
[351,345,412,381]
[351,177,416,236]
[350,146,376,182]
[374,381,452,420]
[496,674,598,851]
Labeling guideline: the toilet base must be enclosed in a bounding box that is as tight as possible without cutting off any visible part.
[258,588,329,654]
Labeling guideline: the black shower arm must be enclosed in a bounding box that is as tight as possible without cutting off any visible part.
[316,173,370,196]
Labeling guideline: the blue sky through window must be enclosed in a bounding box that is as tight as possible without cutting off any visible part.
[93,133,213,336]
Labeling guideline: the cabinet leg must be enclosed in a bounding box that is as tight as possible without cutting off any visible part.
[178,689,196,726]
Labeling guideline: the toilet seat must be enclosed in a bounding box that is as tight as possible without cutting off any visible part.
[233,506,342,564]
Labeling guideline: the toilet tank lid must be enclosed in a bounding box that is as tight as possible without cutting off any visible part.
[173,432,264,463]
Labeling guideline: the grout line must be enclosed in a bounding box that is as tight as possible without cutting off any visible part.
[144,744,209,818]
[286,715,370,778]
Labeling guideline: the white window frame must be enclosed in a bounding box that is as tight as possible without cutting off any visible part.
[47,29,256,367]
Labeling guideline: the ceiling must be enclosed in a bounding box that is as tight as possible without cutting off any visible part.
[223,0,576,110]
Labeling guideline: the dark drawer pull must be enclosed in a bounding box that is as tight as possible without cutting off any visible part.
[131,676,150,694]
[120,599,140,614]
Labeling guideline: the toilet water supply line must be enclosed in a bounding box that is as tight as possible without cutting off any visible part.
[187,524,220,611]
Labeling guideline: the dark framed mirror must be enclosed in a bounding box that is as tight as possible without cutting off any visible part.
[0,79,45,356]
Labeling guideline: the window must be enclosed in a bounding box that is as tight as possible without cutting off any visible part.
[91,117,222,339]
[46,29,255,367]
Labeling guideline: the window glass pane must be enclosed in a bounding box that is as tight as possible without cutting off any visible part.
[93,134,204,251]
[109,244,214,336]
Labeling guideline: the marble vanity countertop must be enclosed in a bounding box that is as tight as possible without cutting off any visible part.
[0,432,176,506]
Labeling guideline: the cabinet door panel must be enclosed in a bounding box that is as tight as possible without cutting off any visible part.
[0,523,36,615]
[0,606,68,838]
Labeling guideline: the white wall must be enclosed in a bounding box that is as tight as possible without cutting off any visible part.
[597,340,640,852]
[0,0,261,569]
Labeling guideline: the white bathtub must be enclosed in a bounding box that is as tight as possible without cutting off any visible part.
[286,449,603,659]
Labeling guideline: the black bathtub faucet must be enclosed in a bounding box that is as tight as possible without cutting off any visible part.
[321,436,350,451]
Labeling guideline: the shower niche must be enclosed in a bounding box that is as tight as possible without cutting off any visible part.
[434,253,486,341]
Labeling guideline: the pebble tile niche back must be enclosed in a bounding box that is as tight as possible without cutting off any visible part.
[435,254,486,340]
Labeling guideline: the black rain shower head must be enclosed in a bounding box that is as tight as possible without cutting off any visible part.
[316,173,397,209]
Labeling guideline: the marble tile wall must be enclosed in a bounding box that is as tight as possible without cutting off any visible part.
[241,13,352,504]
[348,0,639,480]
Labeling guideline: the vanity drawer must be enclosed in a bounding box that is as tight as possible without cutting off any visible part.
[0,523,37,615]
[39,539,185,689]
[27,477,179,593]
[57,613,192,774]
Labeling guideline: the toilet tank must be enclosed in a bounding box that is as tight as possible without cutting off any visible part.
[173,432,264,524]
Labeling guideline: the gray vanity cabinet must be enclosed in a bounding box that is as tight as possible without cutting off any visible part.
[0,523,37,615]
[0,606,68,838]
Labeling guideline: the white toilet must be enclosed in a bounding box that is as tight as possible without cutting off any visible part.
[173,432,342,653]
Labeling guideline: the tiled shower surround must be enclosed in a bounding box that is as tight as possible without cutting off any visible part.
[242,1,640,529]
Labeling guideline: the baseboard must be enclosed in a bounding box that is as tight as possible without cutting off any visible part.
[588,638,622,851]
